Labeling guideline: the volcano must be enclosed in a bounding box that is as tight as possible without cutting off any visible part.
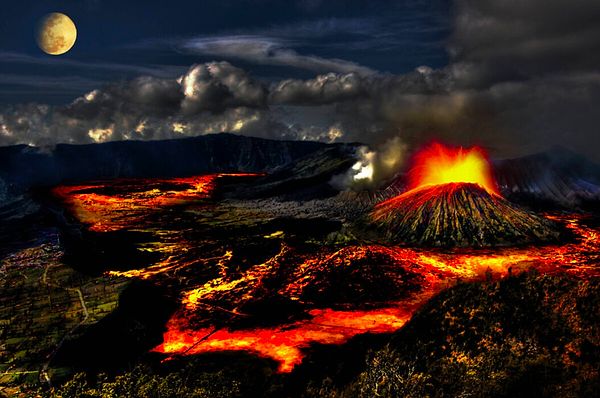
[371,182,560,247]
[370,143,561,247]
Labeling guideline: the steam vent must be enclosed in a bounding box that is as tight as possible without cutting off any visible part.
[370,143,561,247]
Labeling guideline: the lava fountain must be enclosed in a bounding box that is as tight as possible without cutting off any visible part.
[371,142,561,247]
[406,142,498,195]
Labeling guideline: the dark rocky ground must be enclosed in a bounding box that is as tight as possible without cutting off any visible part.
[1,135,600,397]
[10,272,598,398]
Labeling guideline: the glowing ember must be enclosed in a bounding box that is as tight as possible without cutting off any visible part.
[407,142,499,195]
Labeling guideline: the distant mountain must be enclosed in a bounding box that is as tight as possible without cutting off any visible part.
[223,145,358,200]
[0,133,360,224]
[493,147,600,208]
[0,133,352,190]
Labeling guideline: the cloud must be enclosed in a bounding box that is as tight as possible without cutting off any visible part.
[181,35,376,75]
[62,62,267,120]
[179,62,268,114]
[270,66,452,106]
[440,0,600,160]
[0,62,272,146]
[270,73,369,105]
[450,0,600,87]
[0,51,185,79]
[0,61,337,147]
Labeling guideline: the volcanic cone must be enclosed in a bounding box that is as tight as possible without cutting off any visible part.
[370,182,561,247]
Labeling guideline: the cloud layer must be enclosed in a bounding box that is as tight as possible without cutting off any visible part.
[182,36,376,75]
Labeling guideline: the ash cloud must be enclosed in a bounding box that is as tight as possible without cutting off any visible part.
[450,0,600,88]
[331,136,408,190]
[283,0,600,161]
[446,0,600,159]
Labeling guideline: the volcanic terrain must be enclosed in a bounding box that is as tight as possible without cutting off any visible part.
[0,135,598,397]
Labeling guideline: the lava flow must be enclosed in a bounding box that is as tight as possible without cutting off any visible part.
[52,169,600,374]
[52,175,220,232]
[53,173,259,232]
[154,214,599,372]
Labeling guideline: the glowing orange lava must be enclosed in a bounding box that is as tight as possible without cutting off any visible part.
[53,175,599,374]
[153,214,599,372]
[406,142,499,195]
[155,306,419,372]
[52,174,260,232]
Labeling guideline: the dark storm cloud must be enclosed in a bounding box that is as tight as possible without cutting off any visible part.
[269,73,371,105]
[62,62,267,120]
[270,66,452,105]
[450,0,600,87]
[0,62,455,147]
[0,62,275,146]
[179,62,268,113]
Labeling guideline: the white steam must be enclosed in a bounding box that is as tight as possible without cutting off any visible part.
[351,147,375,182]
[331,136,408,190]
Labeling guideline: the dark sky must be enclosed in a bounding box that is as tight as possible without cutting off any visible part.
[1,0,600,163]
[0,0,450,104]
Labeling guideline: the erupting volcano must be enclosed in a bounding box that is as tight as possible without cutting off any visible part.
[371,143,561,247]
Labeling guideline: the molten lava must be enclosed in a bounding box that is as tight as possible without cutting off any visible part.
[52,173,600,374]
[52,174,260,232]
[407,142,499,195]
[154,215,599,372]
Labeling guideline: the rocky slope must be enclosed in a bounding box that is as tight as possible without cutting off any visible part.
[370,182,561,247]
[0,133,356,192]
[494,148,600,208]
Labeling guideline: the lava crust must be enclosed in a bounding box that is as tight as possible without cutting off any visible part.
[370,182,561,247]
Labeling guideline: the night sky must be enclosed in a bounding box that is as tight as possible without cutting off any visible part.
[1,0,449,103]
[1,0,600,161]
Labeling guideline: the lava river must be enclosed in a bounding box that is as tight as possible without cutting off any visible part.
[53,175,600,373]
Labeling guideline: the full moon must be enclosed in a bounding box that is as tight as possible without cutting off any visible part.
[37,13,77,55]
